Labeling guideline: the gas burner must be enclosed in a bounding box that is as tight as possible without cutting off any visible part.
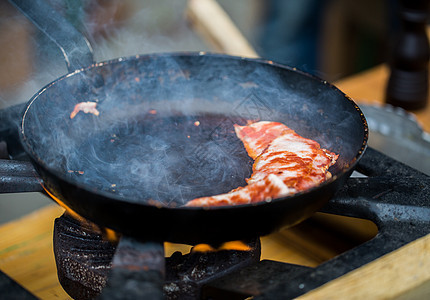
[48,148,430,299]
[53,213,260,300]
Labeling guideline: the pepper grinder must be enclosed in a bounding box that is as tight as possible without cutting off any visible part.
[386,0,430,110]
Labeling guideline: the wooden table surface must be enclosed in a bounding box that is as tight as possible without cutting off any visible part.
[0,65,429,299]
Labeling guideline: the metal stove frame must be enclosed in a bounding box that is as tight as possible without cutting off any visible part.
[1,147,429,299]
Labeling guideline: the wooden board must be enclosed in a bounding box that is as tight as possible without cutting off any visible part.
[0,205,69,299]
[0,204,366,298]
[186,0,258,58]
[298,233,430,300]
[0,203,426,299]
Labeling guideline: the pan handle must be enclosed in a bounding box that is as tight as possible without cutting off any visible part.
[0,159,44,193]
[8,0,94,72]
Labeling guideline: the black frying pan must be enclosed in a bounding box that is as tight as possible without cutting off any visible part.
[5,0,367,245]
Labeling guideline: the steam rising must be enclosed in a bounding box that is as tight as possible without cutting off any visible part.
[0,0,208,110]
[0,0,365,208]
[21,54,365,206]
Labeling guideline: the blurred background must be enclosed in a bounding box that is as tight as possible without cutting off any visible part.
[0,0,423,222]
[0,0,399,109]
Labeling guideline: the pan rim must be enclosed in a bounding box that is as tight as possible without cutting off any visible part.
[19,51,369,211]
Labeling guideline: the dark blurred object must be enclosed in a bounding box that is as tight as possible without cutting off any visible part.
[258,0,392,80]
[44,0,131,40]
[258,0,324,74]
[0,0,33,94]
[320,0,392,81]
[386,0,429,110]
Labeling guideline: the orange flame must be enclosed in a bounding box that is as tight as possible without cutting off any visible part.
[102,227,121,243]
[42,185,84,222]
[42,185,120,243]
[191,241,251,253]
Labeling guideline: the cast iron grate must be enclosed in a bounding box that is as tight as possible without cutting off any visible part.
[205,147,430,299]
[1,147,429,299]
[51,147,430,299]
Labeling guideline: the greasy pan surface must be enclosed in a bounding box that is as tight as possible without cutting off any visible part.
[20,53,367,244]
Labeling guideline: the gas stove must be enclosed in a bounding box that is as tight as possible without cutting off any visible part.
[1,147,429,299]
[1,0,429,297]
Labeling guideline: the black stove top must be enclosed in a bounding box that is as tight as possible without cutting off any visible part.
[1,147,429,299]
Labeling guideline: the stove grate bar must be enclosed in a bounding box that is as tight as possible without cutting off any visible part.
[0,270,37,299]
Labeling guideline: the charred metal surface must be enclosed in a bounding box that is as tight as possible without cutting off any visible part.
[97,237,165,300]
[54,213,260,299]
[53,213,117,300]
[164,238,260,300]
[0,159,43,193]
[203,260,312,299]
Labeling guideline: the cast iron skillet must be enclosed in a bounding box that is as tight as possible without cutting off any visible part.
[9,0,367,245]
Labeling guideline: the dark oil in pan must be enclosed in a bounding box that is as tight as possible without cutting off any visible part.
[67,114,254,206]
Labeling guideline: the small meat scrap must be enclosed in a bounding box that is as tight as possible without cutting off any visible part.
[67,170,84,175]
[70,101,100,119]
